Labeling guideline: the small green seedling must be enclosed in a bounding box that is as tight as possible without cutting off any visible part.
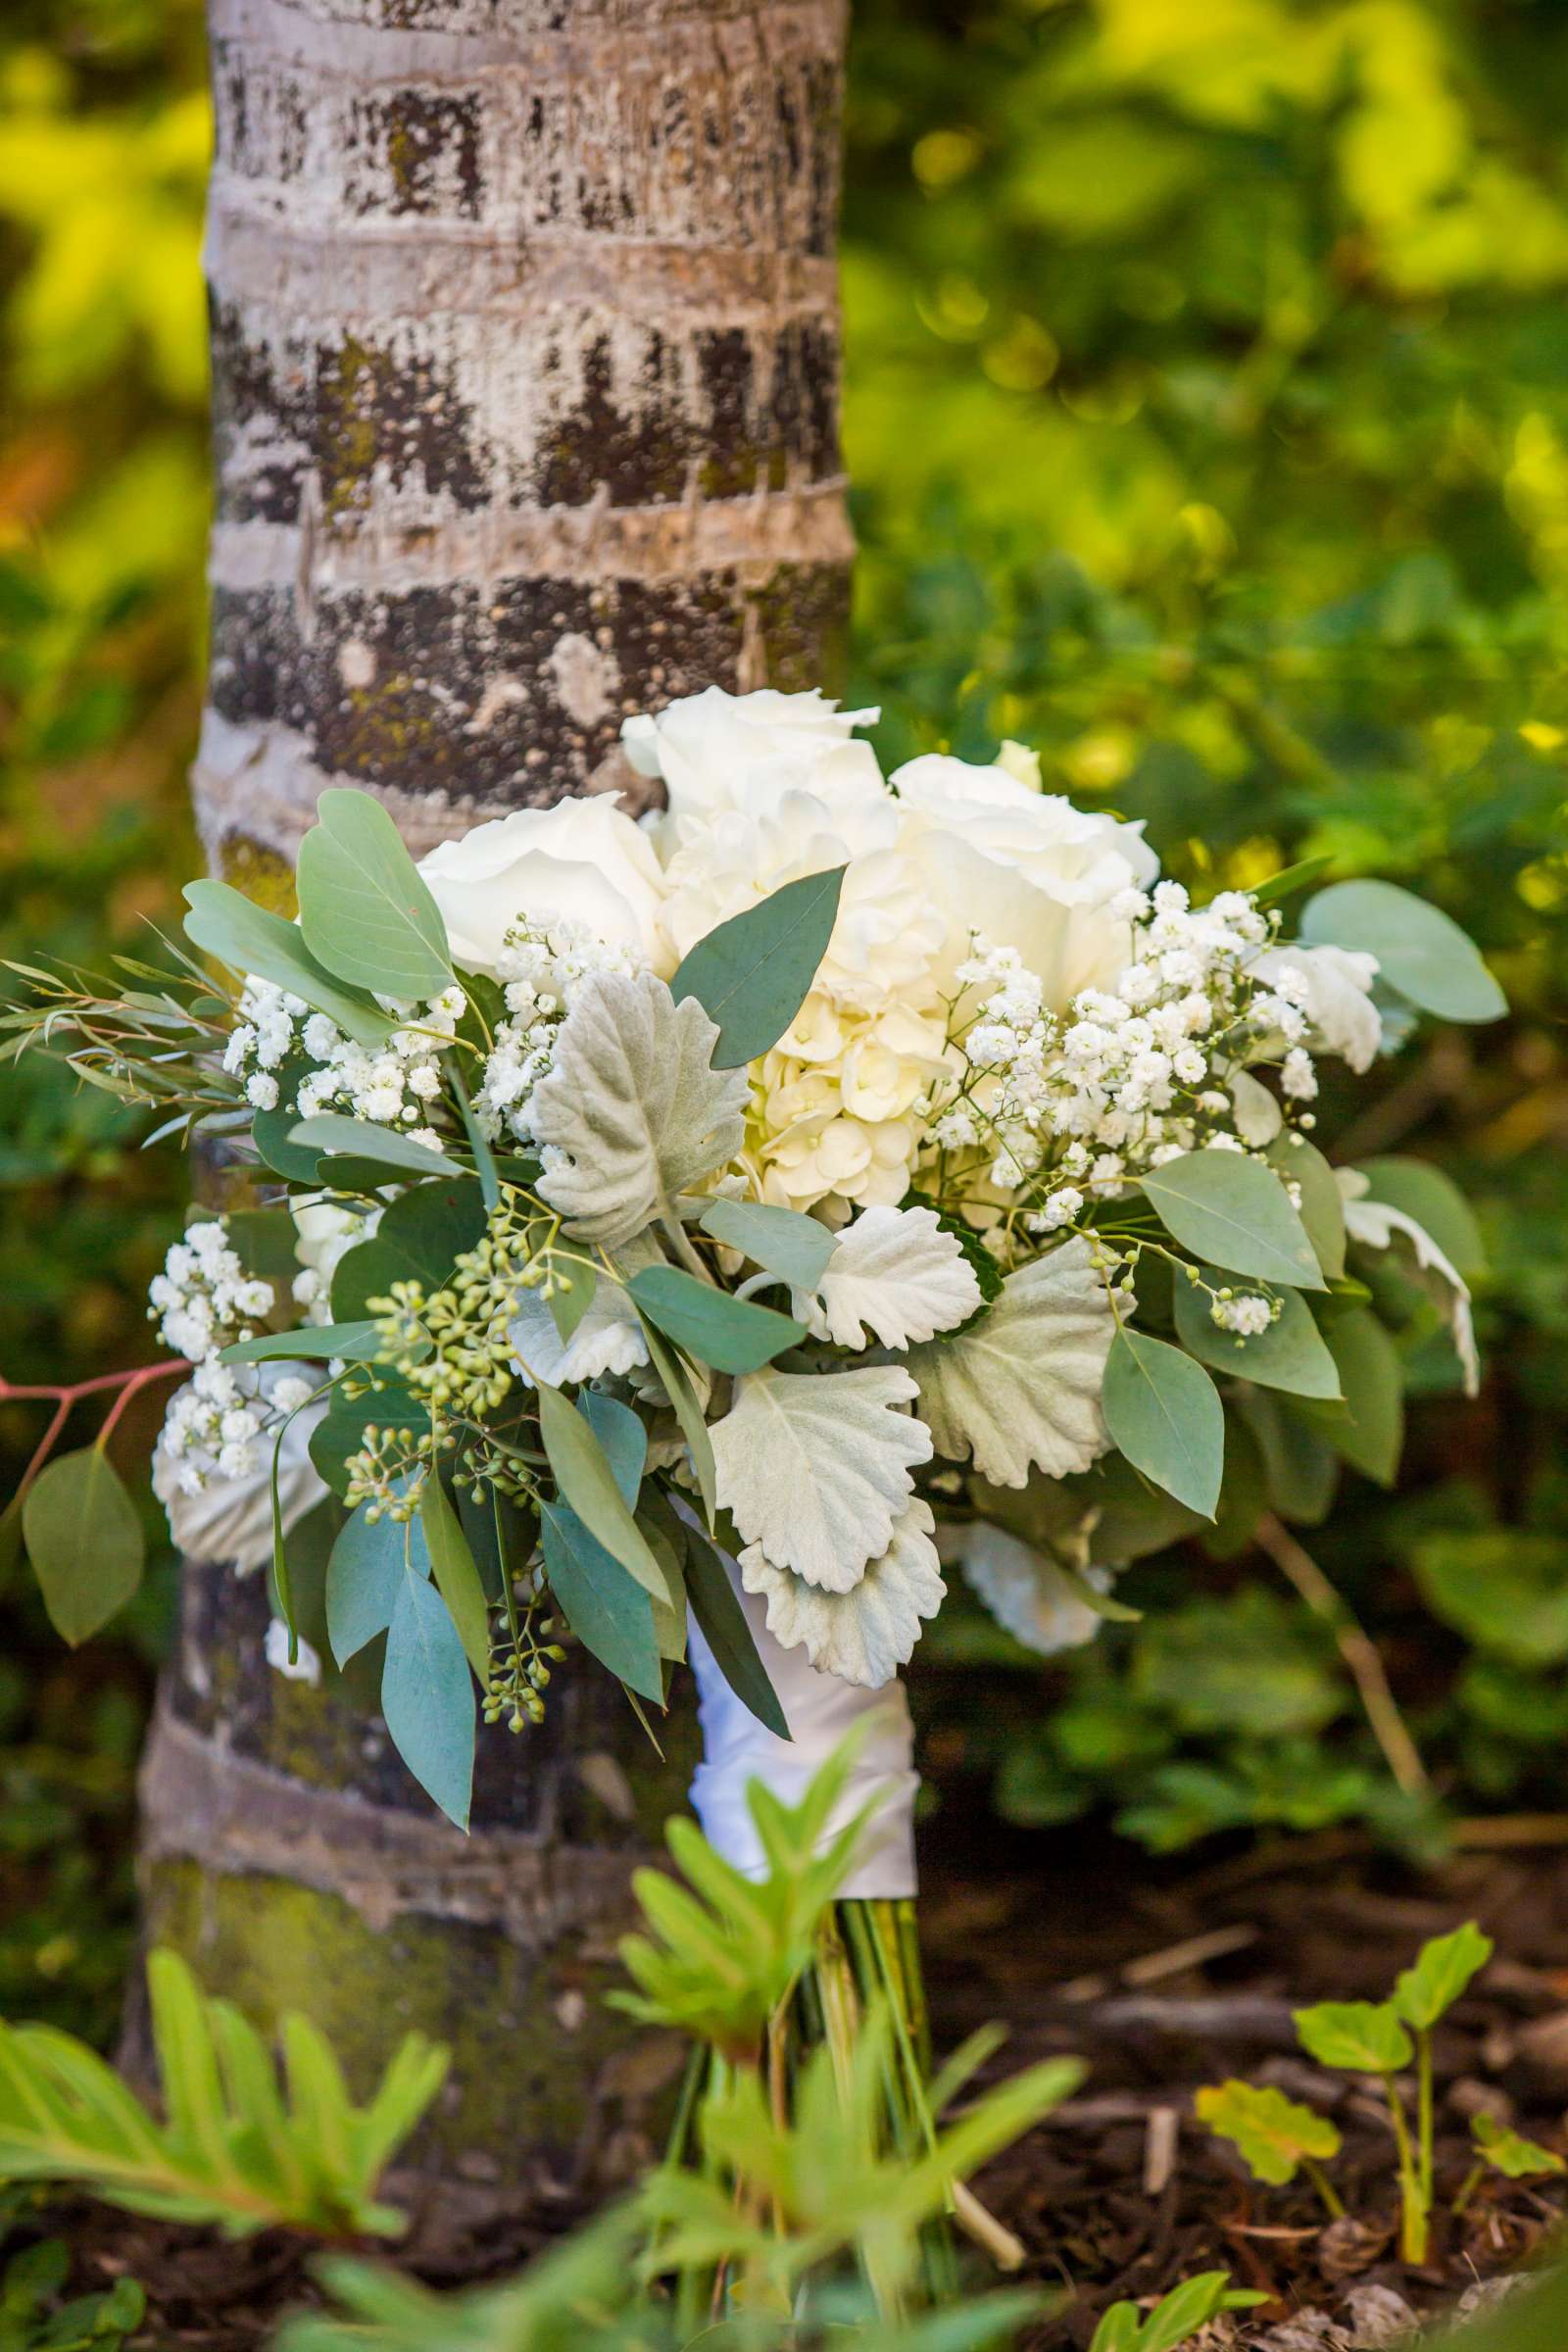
[1195,2081,1345,2216]
[1197,1921,1494,2266]
[1089,2268,1266,2352]
[1452,2112,1565,2219]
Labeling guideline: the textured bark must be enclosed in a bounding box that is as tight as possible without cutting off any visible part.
[133,0,852,2205]
[193,0,854,865]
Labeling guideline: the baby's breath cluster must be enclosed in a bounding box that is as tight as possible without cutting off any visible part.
[475,919,645,1146]
[221,976,465,1146]
[149,1221,314,1493]
[925,882,1320,1236]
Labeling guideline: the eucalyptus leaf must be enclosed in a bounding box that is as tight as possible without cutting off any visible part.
[535,1384,670,1603]
[1302,1306,1404,1485]
[671,864,847,1067]
[296,789,453,1002]
[181,880,393,1049]
[681,1516,791,1740]
[640,1321,718,1524]
[1358,1155,1485,1279]
[629,1265,806,1374]
[1141,1151,1325,1290]
[330,1177,487,1321]
[287,1116,456,1180]
[326,1504,429,1667]
[1172,1271,1342,1399]
[22,1446,143,1646]
[1101,1328,1224,1519]
[220,1320,385,1365]
[698,1197,839,1291]
[1267,1135,1347,1282]
[539,1498,662,1701]
[1300,879,1506,1024]
[381,1570,474,1831]
[1250,854,1334,907]
[419,1475,493,1680]
[579,1390,647,1505]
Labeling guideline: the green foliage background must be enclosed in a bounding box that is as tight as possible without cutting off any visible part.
[2,0,1566,2029]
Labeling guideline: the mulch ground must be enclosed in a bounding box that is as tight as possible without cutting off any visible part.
[21,1827,1568,2347]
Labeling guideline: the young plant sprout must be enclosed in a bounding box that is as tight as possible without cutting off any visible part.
[1200,1922,1503,2264]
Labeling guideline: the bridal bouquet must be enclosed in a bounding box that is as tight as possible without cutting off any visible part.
[7,689,1503,1850]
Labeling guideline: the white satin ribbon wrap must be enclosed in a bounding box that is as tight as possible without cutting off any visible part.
[683,1530,919,1899]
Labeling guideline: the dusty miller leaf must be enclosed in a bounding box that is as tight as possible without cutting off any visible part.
[793,1203,980,1349]
[739,1498,946,1688]
[906,1236,1114,1488]
[529,971,749,1246]
[711,1365,933,1592]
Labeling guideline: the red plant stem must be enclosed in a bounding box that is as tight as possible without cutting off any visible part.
[2,1360,192,1508]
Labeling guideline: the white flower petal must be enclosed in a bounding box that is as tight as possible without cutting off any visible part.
[740,1499,945,1689]
[936,1517,1111,1657]
[1340,1181,1479,1395]
[712,1365,933,1592]
[793,1203,980,1349]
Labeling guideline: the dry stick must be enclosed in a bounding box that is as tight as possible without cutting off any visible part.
[1254,1512,1429,1797]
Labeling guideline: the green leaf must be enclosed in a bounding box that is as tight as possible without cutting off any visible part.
[1392,1922,1494,2031]
[671,865,847,1067]
[330,1177,488,1321]
[698,1197,839,1290]
[309,1375,424,1498]
[1250,854,1334,907]
[640,1322,718,1524]
[419,1475,493,1680]
[1300,879,1507,1024]
[1302,1306,1404,1484]
[1411,1529,1568,1665]
[1267,1135,1347,1281]
[535,1384,670,1603]
[1294,1999,1412,2075]
[448,1053,500,1213]
[539,1498,662,1702]
[1141,1151,1325,1290]
[1102,1327,1224,1518]
[628,1265,806,1375]
[1143,2277,1269,2352]
[225,1206,305,1285]
[286,1116,457,1180]
[1472,2112,1566,2180]
[22,1446,143,1646]
[326,1505,428,1666]
[579,1390,647,1505]
[1195,2080,1342,2187]
[220,1320,385,1365]
[181,879,394,1048]
[1238,1391,1340,1525]
[296,789,453,1003]
[381,1570,474,1830]
[682,1517,790,1740]
[251,1062,325,1184]
[1172,1271,1342,1399]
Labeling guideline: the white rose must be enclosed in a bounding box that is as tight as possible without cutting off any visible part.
[891,755,1157,1009]
[1254,943,1382,1072]
[417,796,668,977]
[624,686,886,843]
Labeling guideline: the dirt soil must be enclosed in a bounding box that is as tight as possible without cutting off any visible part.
[21,1828,1568,2348]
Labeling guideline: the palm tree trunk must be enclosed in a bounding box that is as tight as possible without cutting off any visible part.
[130,0,853,2215]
